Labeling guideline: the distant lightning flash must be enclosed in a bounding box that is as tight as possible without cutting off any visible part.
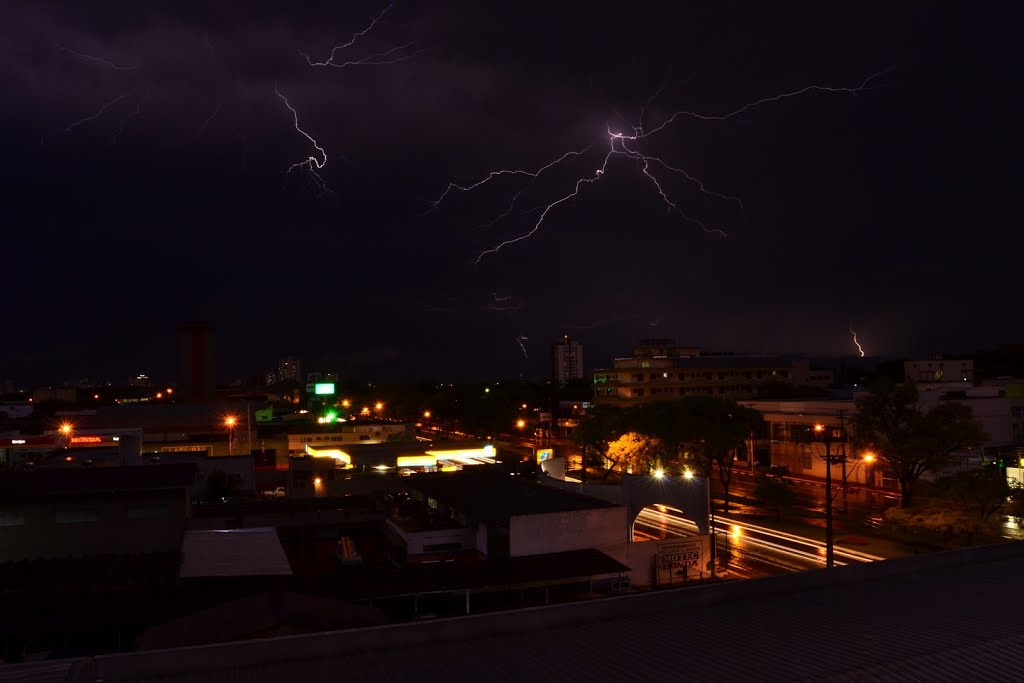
[516,335,529,359]
[433,69,890,264]
[850,323,865,357]
[274,84,330,195]
[112,90,146,143]
[484,292,522,311]
[300,1,421,69]
[57,44,135,71]
[44,90,133,144]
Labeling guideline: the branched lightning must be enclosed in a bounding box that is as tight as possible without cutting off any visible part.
[274,84,331,195]
[194,98,225,139]
[432,69,891,264]
[112,90,146,143]
[57,44,135,71]
[43,90,134,144]
[850,322,865,357]
[483,292,522,312]
[300,1,421,69]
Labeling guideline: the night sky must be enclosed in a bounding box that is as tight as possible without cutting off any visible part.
[2,1,1021,385]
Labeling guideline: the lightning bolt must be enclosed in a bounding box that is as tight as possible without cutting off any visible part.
[112,90,146,143]
[850,323,865,357]
[57,44,135,71]
[484,292,522,311]
[194,98,225,139]
[516,335,529,359]
[299,1,421,69]
[43,90,134,144]
[433,69,891,264]
[274,84,331,196]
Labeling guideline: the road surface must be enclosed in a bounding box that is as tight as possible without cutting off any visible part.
[633,504,882,578]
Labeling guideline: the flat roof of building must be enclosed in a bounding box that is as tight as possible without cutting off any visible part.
[0,463,197,499]
[405,470,619,522]
[180,528,292,578]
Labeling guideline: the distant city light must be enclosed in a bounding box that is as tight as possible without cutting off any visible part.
[653,469,665,478]
[224,416,237,428]
[683,469,694,479]
[516,419,526,429]
[59,422,73,436]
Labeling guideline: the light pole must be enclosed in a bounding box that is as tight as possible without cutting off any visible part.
[813,421,848,569]
[224,416,237,455]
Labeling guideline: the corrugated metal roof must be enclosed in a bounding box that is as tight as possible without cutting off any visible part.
[179,528,292,578]
[90,542,1024,682]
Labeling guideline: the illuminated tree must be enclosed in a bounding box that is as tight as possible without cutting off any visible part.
[605,432,661,475]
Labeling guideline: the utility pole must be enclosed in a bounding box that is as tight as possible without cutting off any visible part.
[814,417,848,569]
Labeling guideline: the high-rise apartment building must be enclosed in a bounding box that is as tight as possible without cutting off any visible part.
[278,356,302,384]
[552,336,584,385]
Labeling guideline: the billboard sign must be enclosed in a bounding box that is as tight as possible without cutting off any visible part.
[314,383,336,395]
[657,535,710,584]
[536,448,553,463]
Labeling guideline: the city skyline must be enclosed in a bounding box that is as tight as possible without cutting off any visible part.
[2,2,1021,384]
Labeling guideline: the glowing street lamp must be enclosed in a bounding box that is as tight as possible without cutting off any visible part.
[653,468,665,478]
[683,469,694,479]
[423,410,432,419]
[59,422,74,446]
[224,415,237,455]
[341,399,351,409]
[516,419,526,429]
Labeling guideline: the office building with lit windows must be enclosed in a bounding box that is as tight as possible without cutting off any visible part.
[593,339,833,407]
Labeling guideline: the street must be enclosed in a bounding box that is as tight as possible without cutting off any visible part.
[633,504,882,578]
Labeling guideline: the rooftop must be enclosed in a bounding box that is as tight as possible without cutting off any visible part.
[0,463,197,500]
[32,541,1024,682]
[405,470,619,522]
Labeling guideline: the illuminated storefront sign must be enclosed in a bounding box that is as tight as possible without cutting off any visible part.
[314,383,336,395]
[536,448,553,463]
[70,436,103,444]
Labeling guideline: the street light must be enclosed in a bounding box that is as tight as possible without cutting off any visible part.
[516,419,526,429]
[812,417,848,569]
[653,468,665,478]
[683,469,694,479]
[224,415,237,455]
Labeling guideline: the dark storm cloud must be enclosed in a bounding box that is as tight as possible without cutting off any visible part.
[1,2,1022,386]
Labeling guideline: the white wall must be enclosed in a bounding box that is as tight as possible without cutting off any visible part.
[508,507,626,558]
[386,519,477,556]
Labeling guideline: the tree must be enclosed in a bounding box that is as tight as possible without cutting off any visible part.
[754,466,796,521]
[851,381,988,507]
[605,432,661,475]
[573,406,625,479]
[668,397,763,512]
